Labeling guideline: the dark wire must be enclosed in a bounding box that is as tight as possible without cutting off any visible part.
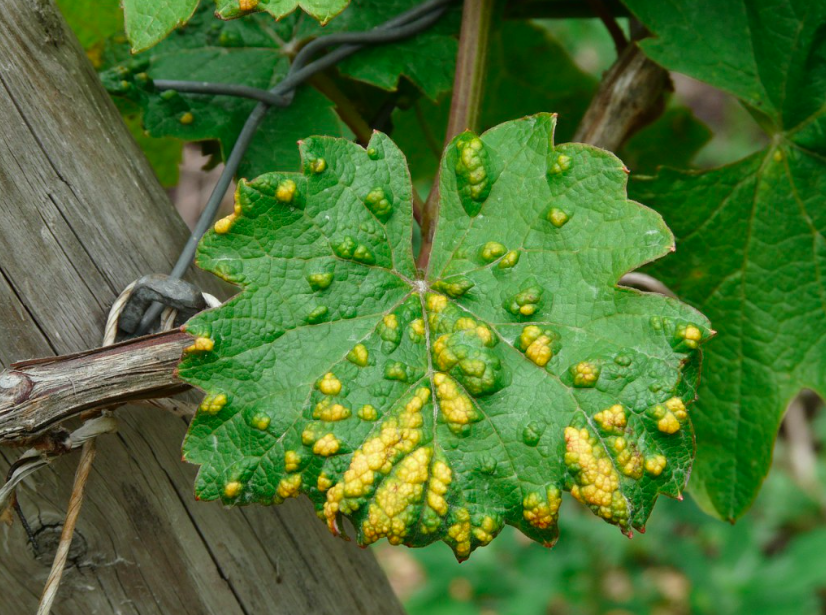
[135,0,454,334]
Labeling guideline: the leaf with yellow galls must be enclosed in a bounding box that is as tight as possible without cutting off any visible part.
[178,114,709,560]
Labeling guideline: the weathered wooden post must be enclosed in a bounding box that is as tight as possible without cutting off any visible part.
[0,1,404,612]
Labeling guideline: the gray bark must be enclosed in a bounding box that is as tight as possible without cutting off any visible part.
[0,1,404,613]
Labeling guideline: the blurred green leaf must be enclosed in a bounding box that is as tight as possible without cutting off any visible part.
[625,0,826,521]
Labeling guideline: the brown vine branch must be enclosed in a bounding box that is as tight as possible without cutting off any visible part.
[573,37,671,152]
[0,330,191,447]
[417,0,494,271]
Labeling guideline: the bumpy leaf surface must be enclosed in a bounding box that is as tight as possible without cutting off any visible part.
[178,114,709,559]
[624,0,826,519]
[122,0,348,51]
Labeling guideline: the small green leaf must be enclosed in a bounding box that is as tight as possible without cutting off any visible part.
[178,114,707,559]
[624,0,826,520]
[122,0,200,53]
[100,7,346,178]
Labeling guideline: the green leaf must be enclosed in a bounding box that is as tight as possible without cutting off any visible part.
[624,0,826,519]
[291,0,460,101]
[101,7,346,179]
[177,113,708,559]
[102,2,457,177]
[122,0,200,53]
[392,21,596,192]
[619,106,712,173]
[122,0,349,52]
[214,0,349,25]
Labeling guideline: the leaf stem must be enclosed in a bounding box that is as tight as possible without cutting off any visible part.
[417,0,494,272]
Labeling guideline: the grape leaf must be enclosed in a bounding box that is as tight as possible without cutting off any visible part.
[623,0,826,520]
[122,0,200,53]
[289,0,460,101]
[177,114,709,559]
[101,2,456,177]
[101,7,347,180]
[122,0,349,52]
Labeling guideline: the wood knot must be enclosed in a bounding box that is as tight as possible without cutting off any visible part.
[0,371,33,406]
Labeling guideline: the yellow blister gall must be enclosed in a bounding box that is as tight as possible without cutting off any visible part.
[310,158,326,173]
[594,404,626,432]
[361,446,432,546]
[186,336,215,353]
[276,474,302,501]
[480,241,507,262]
[347,343,369,367]
[313,398,351,421]
[547,208,570,228]
[179,111,194,125]
[284,450,301,473]
[239,0,259,9]
[657,412,681,434]
[549,153,571,174]
[313,433,341,456]
[276,179,297,203]
[317,473,333,491]
[645,454,667,476]
[665,397,688,420]
[434,373,478,429]
[447,508,472,557]
[199,393,226,414]
[498,250,520,269]
[564,426,629,526]
[572,361,600,387]
[323,388,428,532]
[223,481,242,498]
[251,414,270,430]
[213,213,236,234]
[357,404,378,421]
[677,324,703,349]
[317,372,342,395]
[307,272,333,291]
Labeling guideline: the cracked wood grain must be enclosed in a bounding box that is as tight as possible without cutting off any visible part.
[0,1,405,612]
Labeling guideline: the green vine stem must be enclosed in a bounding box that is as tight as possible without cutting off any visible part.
[416,0,494,271]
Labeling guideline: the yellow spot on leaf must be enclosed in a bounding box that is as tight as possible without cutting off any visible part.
[547,208,569,227]
[199,393,226,414]
[313,433,341,456]
[213,213,236,234]
[358,404,378,421]
[317,372,342,395]
[498,250,520,269]
[645,454,667,476]
[573,361,599,387]
[186,336,214,353]
[310,158,327,173]
[317,472,333,491]
[434,373,477,428]
[224,481,242,498]
[594,404,626,432]
[313,398,351,422]
[658,412,681,434]
[427,293,447,313]
[284,450,301,472]
[276,474,301,500]
[480,241,507,262]
[565,426,628,525]
[252,414,270,430]
[239,0,259,10]
[665,397,687,420]
[347,343,369,367]
[179,112,194,125]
